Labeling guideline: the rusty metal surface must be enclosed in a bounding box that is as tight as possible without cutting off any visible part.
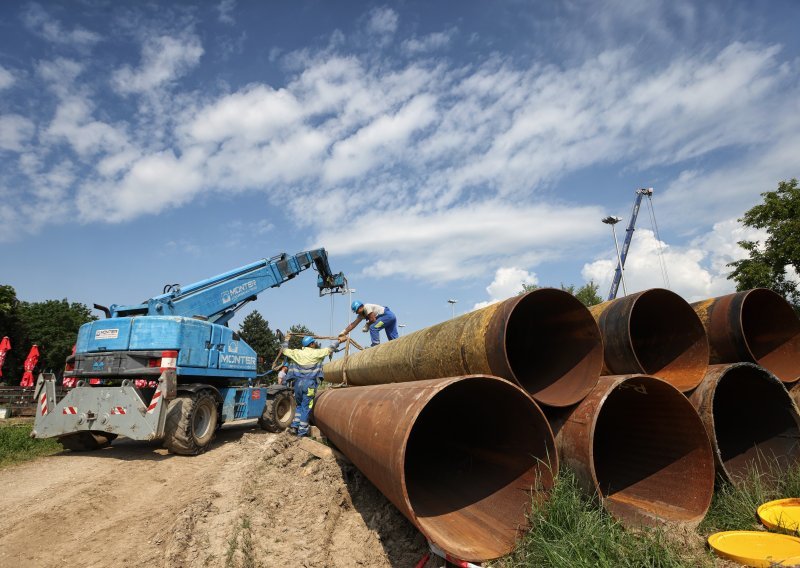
[689,363,800,483]
[589,289,709,392]
[691,289,800,383]
[324,288,603,407]
[313,375,557,562]
[553,374,714,527]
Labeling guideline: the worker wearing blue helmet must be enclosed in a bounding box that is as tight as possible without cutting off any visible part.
[342,301,399,346]
[280,331,344,437]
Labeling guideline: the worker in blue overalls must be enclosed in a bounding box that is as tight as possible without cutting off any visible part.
[342,301,399,347]
[280,333,342,437]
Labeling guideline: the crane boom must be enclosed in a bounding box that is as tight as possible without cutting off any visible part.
[608,188,652,301]
[108,249,346,325]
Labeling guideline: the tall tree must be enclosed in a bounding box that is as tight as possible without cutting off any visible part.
[238,310,279,375]
[728,178,800,310]
[520,281,603,307]
[573,282,603,307]
[16,299,96,377]
[287,324,316,349]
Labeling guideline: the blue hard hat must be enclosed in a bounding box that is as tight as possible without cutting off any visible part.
[301,336,316,347]
[351,300,363,313]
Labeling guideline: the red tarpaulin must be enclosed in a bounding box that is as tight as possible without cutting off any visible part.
[0,336,10,378]
[21,344,39,388]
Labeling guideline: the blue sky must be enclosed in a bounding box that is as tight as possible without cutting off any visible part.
[1,0,799,337]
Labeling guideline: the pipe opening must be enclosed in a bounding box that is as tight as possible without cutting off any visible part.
[592,376,713,525]
[629,290,709,392]
[404,378,556,560]
[741,289,800,382]
[506,289,603,407]
[713,366,800,479]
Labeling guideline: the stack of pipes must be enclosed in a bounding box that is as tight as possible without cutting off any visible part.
[313,287,800,564]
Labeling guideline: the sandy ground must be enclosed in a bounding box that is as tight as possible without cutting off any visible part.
[0,423,427,567]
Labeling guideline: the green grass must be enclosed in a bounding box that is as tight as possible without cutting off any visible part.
[701,457,800,535]
[0,422,63,468]
[504,460,800,567]
[225,515,255,568]
[503,469,712,568]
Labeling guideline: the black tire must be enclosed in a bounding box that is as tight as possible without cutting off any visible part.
[163,392,218,455]
[58,431,117,451]
[258,390,296,433]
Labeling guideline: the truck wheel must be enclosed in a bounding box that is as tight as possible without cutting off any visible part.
[258,390,296,433]
[58,431,117,451]
[163,392,218,455]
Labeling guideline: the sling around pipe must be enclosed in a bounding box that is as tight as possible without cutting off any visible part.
[691,288,800,383]
[689,363,800,483]
[313,375,558,562]
[589,289,709,392]
[551,374,715,527]
[324,288,603,407]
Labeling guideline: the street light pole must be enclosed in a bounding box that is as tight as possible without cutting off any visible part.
[347,288,356,329]
[398,324,406,336]
[602,216,627,297]
[447,299,458,319]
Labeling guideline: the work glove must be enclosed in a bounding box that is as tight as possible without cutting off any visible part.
[361,323,370,333]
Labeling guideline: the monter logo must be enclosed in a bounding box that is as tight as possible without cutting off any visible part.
[219,354,257,366]
[95,328,119,340]
[92,360,105,370]
[221,280,257,304]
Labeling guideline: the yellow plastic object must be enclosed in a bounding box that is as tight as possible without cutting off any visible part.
[759,498,800,533]
[708,531,800,567]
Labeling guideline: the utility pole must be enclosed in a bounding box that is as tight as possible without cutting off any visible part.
[447,299,458,319]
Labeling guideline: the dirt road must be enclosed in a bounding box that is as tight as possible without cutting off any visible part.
[0,423,426,567]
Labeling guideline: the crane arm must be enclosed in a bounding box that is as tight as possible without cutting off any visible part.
[108,249,346,323]
[608,188,652,301]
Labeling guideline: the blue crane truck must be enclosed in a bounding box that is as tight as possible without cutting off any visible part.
[31,249,346,455]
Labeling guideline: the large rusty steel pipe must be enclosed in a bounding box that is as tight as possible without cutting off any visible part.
[689,363,800,483]
[552,375,715,527]
[691,289,800,383]
[314,376,558,562]
[324,288,603,407]
[589,289,709,392]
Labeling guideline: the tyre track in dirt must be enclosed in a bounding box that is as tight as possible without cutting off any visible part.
[0,423,426,568]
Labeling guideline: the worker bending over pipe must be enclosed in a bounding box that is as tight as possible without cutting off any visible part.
[343,301,398,346]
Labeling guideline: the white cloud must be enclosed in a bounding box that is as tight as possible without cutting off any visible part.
[217,0,236,25]
[315,200,605,282]
[473,267,538,310]
[0,115,35,151]
[36,58,84,98]
[112,34,204,94]
[402,28,457,55]
[323,94,438,182]
[45,96,129,156]
[22,3,101,47]
[366,7,399,38]
[77,148,206,222]
[185,85,305,143]
[581,221,768,302]
[0,66,15,90]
